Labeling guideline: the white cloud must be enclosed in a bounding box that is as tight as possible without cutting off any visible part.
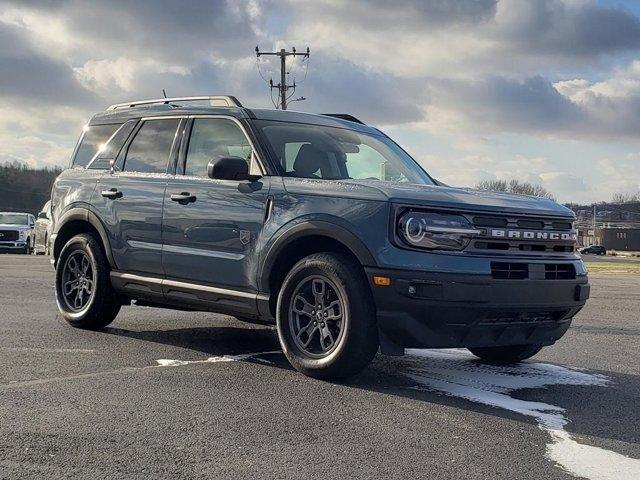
[0,0,639,203]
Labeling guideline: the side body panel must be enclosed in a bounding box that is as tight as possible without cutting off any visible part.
[162,176,271,291]
[92,172,167,275]
[51,168,103,238]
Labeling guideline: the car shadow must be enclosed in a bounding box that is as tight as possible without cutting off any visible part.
[102,322,640,450]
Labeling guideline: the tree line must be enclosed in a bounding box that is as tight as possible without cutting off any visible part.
[0,162,62,215]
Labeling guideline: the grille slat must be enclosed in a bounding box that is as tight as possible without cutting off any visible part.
[545,264,576,280]
[491,262,528,280]
[0,230,19,241]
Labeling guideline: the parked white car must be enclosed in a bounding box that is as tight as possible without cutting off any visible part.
[34,201,52,255]
[0,212,36,254]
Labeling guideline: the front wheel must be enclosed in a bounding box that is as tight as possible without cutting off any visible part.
[276,253,379,379]
[468,344,543,363]
[55,233,120,329]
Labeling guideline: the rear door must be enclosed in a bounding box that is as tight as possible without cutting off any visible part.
[94,117,183,276]
[162,116,270,291]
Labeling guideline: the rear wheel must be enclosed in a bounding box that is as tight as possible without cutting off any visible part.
[276,253,379,379]
[55,233,120,329]
[468,344,543,363]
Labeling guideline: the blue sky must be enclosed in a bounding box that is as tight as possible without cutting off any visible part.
[0,0,639,203]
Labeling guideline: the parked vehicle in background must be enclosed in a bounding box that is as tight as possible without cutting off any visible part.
[0,212,35,254]
[49,95,590,379]
[34,201,52,255]
[578,245,606,255]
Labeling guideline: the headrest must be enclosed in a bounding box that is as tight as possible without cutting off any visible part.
[293,144,327,177]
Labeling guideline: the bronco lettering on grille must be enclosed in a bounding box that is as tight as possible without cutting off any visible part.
[488,229,576,241]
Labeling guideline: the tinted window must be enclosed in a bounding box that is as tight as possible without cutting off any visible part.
[72,124,121,167]
[123,119,180,173]
[0,213,28,225]
[184,119,252,177]
[88,120,138,170]
[257,120,433,184]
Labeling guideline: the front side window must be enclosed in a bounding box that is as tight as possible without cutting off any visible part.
[0,213,29,225]
[184,118,253,177]
[123,119,180,174]
[257,120,434,184]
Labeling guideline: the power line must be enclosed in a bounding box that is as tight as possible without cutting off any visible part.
[255,46,310,110]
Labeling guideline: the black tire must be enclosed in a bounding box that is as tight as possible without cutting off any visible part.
[468,344,543,364]
[276,253,379,379]
[55,233,120,329]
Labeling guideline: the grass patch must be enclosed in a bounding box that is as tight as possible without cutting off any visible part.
[584,261,640,275]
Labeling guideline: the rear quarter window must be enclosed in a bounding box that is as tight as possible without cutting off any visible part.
[71,123,122,167]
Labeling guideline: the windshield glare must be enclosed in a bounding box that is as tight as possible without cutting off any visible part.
[0,213,28,225]
[257,120,434,185]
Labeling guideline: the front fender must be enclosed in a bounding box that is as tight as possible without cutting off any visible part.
[257,218,377,292]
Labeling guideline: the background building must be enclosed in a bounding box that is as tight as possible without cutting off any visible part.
[570,202,640,251]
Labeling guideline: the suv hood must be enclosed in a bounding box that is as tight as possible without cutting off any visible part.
[0,223,31,230]
[368,181,573,217]
[282,178,574,218]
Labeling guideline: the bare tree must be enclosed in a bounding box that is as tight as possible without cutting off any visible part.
[611,191,640,204]
[475,179,556,200]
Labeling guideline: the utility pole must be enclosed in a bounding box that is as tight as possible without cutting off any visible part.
[593,204,597,244]
[255,46,310,110]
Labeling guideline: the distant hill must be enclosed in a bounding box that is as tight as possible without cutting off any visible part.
[0,162,62,215]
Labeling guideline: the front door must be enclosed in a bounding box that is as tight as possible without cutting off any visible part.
[94,117,182,276]
[162,117,270,291]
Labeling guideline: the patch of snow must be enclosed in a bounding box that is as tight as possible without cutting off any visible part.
[404,348,640,480]
[155,351,279,368]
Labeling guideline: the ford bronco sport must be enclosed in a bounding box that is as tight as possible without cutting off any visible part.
[50,95,590,379]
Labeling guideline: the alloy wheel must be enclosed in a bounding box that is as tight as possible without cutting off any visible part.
[288,275,346,358]
[61,250,95,312]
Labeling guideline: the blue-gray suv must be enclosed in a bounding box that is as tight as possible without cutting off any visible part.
[50,95,590,378]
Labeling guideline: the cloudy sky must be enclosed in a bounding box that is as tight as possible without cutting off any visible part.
[1,0,639,203]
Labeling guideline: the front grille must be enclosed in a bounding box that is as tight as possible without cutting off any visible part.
[0,230,18,241]
[491,262,528,279]
[467,213,576,256]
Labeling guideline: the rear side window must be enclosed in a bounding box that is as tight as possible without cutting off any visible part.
[87,120,138,170]
[72,124,121,167]
[123,119,180,173]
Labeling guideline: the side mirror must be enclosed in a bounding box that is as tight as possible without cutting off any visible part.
[207,156,260,181]
[38,212,48,220]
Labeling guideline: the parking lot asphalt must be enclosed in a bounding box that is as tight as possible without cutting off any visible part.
[0,255,638,479]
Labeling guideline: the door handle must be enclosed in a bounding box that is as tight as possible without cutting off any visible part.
[101,188,122,199]
[170,192,196,204]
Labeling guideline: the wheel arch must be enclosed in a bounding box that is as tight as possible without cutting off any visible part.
[258,221,376,317]
[53,208,114,269]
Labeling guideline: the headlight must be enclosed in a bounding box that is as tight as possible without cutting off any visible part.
[397,211,480,251]
[18,230,27,240]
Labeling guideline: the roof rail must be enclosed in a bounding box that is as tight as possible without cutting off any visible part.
[321,113,366,125]
[107,95,243,111]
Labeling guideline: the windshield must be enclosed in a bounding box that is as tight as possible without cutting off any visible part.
[257,120,434,185]
[0,213,29,225]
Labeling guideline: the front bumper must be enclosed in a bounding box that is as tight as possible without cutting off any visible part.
[366,267,589,351]
[0,241,27,251]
